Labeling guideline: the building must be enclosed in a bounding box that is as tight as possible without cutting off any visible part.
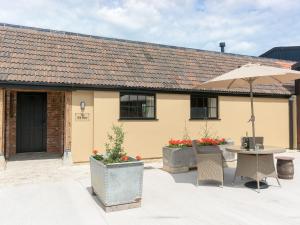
[261,46,300,70]
[0,23,297,163]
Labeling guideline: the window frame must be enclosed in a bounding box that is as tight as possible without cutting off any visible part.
[190,94,219,120]
[119,92,157,120]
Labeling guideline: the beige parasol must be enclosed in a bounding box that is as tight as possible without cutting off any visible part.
[199,63,300,190]
[199,63,300,148]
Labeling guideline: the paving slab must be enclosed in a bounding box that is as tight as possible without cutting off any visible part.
[0,151,299,225]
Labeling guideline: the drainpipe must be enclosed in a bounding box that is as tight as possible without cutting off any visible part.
[295,79,300,149]
[289,95,296,149]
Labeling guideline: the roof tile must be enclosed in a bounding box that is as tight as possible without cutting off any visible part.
[0,24,296,95]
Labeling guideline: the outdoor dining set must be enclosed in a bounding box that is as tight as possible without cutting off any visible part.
[191,137,295,192]
[164,63,300,192]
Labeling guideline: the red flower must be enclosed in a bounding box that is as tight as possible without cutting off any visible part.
[169,139,193,147]
[121,155,129,161]
[197,137,226,146]
[92,149,98,155]
[136,155,142,161]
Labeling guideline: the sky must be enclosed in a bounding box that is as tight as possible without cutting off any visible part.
[0,0,299,56]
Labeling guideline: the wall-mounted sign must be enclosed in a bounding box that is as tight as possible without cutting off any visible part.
[75,113,90,121]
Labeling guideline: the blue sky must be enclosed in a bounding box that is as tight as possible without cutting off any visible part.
[0,0,299,56]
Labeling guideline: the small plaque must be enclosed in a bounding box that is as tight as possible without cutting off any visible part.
[75,113,90,121]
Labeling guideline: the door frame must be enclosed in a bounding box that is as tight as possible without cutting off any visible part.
[16,92,47,153]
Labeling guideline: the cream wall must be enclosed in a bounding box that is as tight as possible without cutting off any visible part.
[71,90,289,162]
[71,91,94,162]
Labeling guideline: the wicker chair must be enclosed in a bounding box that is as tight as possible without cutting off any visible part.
[192,140,224,186]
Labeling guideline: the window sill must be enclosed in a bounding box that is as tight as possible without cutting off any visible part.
[189,118,221,121]
[119,118,158,121]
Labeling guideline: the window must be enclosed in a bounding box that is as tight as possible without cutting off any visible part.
[120,93,156,119]
[190,95,218,119]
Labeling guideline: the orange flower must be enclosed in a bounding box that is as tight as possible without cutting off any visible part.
[92,149,98,155]
[136,155,142,161]
[121,155,129,161]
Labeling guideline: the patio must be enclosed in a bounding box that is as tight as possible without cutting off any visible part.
[0,151,299,225]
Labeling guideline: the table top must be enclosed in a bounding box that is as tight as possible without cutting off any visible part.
[226,146,286,154]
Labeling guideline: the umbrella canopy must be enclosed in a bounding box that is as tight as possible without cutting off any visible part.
[199,63,300,89]
[198,63,300,191]
[198,63,300,149]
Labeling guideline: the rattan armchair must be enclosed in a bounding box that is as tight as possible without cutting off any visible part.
[192,140,224,186]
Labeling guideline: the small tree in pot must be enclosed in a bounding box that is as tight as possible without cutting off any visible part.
[90,125,143,212]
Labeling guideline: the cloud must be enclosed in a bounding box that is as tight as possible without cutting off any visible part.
[0,0,299,56]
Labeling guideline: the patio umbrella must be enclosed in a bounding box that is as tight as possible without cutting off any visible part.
[199,63,300,149]
[198,63,300,190]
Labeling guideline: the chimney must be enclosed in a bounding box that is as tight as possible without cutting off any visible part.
[219,42,226,53]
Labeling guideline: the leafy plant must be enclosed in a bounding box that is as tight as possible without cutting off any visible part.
[182,121,191,140]
[104,125,126,164]
[92,125,142,164]
[199,119,217,138]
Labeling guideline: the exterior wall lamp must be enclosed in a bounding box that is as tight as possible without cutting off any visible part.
[80,101,86,112]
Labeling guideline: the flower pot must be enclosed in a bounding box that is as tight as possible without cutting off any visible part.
[90,156,144,212]
[162,143,234,173]
[163,146,195,173]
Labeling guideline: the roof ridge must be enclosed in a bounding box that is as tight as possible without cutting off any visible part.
[0,22,295,64]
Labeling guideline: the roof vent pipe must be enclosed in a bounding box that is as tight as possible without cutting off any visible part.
[219,42,226,53]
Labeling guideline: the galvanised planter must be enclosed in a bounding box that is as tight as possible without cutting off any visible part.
[90,156,144,212]
[163,143,234,173]
[163,146,194,173]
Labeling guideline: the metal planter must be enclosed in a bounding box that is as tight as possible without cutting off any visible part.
[90,156,144,208]
[163,143,234,173]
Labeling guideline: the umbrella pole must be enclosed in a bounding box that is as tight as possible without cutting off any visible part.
[249,79,260,192]
[249,80,256,148]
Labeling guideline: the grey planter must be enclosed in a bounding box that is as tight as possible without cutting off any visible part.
[90,156,144,211]
[163,143,234,173]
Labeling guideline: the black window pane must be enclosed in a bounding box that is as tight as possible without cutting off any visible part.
[146,96,154,106]
[191,107,207,118]
[138,95,146,102]
[191,97,197,107]
[120,93,155,119]
[191,95,218,119]
[120,95,129,102]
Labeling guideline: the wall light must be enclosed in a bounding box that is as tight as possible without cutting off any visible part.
[80,101,86,112]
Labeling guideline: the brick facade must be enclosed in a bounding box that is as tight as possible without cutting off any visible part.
[47,92,64,153]
[5,91,17,157]
[5,90,65,157]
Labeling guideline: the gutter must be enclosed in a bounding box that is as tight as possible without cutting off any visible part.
[0,81,292,99]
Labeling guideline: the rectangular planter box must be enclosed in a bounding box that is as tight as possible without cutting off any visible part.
[163,143,234,173]
[90,156,144,212]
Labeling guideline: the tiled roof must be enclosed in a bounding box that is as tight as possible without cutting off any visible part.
[0,23,296,96]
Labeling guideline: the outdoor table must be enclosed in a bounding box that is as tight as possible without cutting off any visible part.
[226,146,286,191]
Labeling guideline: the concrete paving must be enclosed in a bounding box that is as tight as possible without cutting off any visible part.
[0,152,299,225]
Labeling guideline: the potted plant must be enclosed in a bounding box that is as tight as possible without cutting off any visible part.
[162,139,193,173]
[90,125,143,212]
[163,137,233,173]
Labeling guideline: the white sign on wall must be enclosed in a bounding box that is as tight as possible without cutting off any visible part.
[75,113,90,121]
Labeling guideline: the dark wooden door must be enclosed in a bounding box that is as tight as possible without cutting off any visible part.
[17,92,47,153]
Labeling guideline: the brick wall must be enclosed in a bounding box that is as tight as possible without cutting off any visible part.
[5,90,65,157]
[47,92,64,153]
[5,91,17,157]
